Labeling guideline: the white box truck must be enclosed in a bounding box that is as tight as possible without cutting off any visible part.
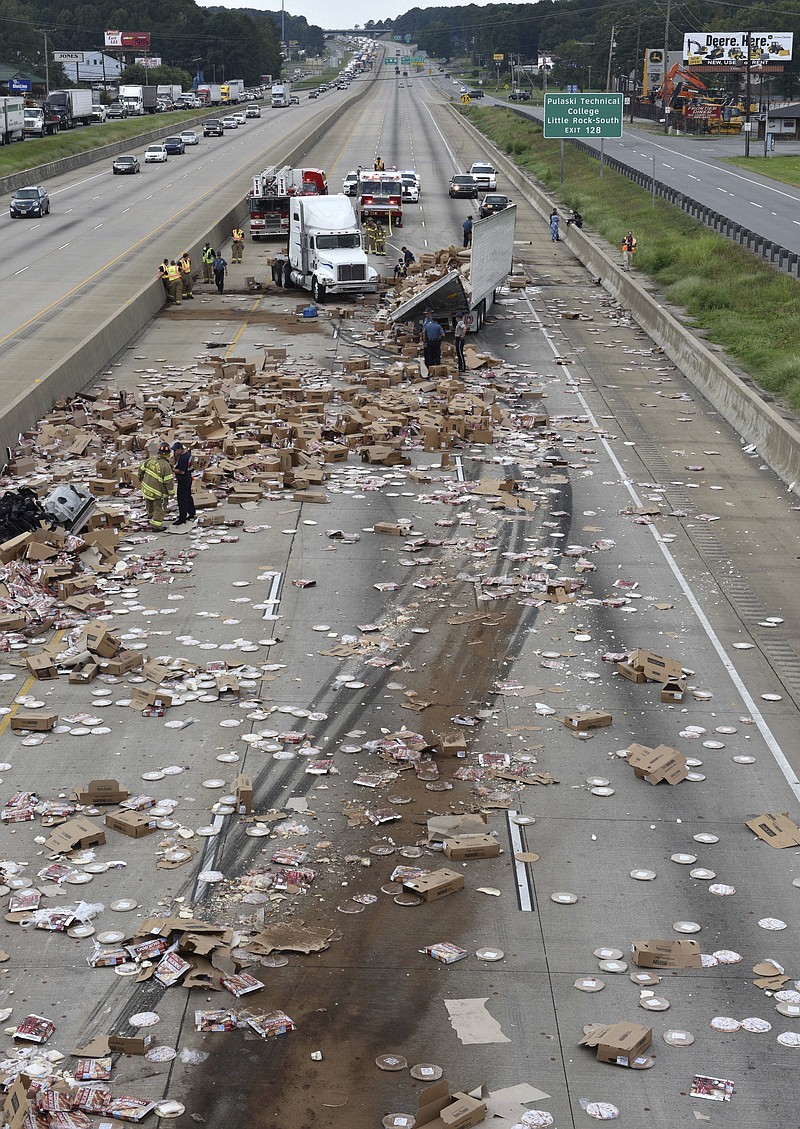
[389,205,517,331]
[44,88,93,128]
[271,194,378,302]
[221,79,245,104]
[0,96,25,145]
[271,83,289,107]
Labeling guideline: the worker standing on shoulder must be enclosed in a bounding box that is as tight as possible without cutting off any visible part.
[158,259,171,301]
[138,443,175,531]
[454,313,468,373]
[232,226,245,264]
[179,252,194,300]
[167,260,182,305]
[170,441,196,527]
[621,230,637,270]
[463,215,473,248]
[202,243,214,283]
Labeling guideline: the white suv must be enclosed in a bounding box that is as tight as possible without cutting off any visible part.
[468,162,497,191]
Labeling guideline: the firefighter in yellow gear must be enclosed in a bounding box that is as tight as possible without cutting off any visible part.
[138,442,175,530]
[158,259,171,300]
[374,224,386,256]
[179,253,194,299]
[167,260,182,305]
[202,243,214,283]
[232,227,244,263]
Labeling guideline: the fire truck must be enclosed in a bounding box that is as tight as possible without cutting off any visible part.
[357,170,403,226]
[248,166,328,240]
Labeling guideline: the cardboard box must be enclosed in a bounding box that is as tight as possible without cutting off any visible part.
[83,620,120,658]
[626,743,688,786]
[0,613,26,630]
[660,677,686,702]
[2,1074,31,1129]
[434,731,467,758]
[74,780,130,806]
[128,686,173,712]
[44,816,106,854]
[579,1021,652,1067]
[623,648,683,684]
[373,521,410,536]
[105,811,158,839]
[414,1082,487,1129]
[25,654,58,680]
[746,812,800,848]
[403,868,464,903]
[442,834,501,861]
[233,772,253,815]
[427,814,488,843]
[102,650,142,676]
[69,661,100,685]
[615,661,647,683]
[10,711,57,732]
[108,1032,153,1056]
[630,940,702,969]
[562,709,612,732]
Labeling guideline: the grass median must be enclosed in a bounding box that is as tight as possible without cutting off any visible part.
[0,110,207,177]
[464,105,800,412]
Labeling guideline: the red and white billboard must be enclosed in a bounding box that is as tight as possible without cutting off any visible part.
[105,30,151,51]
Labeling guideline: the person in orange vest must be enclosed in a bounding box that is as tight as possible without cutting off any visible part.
[231,226,244,264]
[179,252,194,299]
[621,230,637,271]
[167,260,182,304]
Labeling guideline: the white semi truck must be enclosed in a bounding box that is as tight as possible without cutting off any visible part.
[271,83,289,108]
[389,205,517,331]
[271,194,379,303]
[0,96,25,145]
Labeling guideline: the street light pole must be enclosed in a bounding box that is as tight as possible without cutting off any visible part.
[606,24,616,90]
[744,29,752,158]
[662,0,672,133]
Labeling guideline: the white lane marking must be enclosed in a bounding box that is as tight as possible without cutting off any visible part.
[93,223,103,229]
[750,201,763,208]
[64,209,73,214]
[58,243,70,250]
[507,812,533,911]
[418,97,462,172]
[454,455,465,483]
[520,289,800,804]
[642,136,800,204]
[13,266,28,275]
[50,171,106,196]
[262,570,284,621]
[687,174,699,180]
[191,813,225,902]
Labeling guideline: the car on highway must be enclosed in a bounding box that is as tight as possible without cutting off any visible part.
[180,130,199,146]
[508,90,531,101]
[144,144,168,163]
[467,88,485,98]
[10,185,50,218]
[245,104,261,117]
[342,171,359,196]
[232,112,247,125]
[289,95,300,105]
[107,102,127,119]
[112,154,140,175]
[469,161,498,191]
[163,136,185,155]
[479,192,511,218]
[156,99,174,113]
[221,116,238,129]
[448,173,479,199]
[308,90,319,99]
[203,119,224,137]
[401,170,421,202]
[92,103,108,123]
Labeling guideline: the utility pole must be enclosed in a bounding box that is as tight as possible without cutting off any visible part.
[662,0,671,133]
[42,28,50,96]
[744,29,752,158]
[630,14,642,123]
[606,24,616,91]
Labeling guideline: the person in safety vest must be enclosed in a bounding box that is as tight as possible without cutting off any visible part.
[179,252,194,299]
[232,226,244,263]
[202,243,214,283]
[621,230,637,270]
[158,259,171,301]
[138,442,175,531]
[167,260,182,304]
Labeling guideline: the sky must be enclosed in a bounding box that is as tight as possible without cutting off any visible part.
[195,0,499,32]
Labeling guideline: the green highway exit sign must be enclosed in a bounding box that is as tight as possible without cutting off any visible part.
[543,93,623,138]
[385,57,397,64]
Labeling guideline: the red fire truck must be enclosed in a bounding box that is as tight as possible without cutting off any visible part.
[357,171,403,226]
[248,166,328,240]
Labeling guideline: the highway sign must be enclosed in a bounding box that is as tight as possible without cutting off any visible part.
[411,56,424,64]
[401,56,411,64]
[385,58,397,64]
[493,53,504,61]
[543,93,624,138]
[53,51,85,62]
[461,94,471,104]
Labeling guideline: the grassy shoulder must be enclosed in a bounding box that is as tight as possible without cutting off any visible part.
[0,109,205,177]
[723,153,800,188]
[464,105,800,411]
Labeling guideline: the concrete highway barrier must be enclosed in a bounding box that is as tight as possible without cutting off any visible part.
[448,104,800,493]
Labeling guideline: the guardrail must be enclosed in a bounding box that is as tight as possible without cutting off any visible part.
[503,105,800,281]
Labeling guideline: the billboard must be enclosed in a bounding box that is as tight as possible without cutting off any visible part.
[135,56,161,68]
[105,30,151,50]
[683,32,793,66]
